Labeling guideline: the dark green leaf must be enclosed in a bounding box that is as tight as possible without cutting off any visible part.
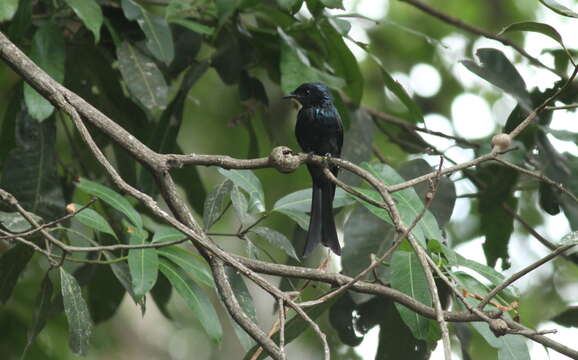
[276,0,298,10]
[63,0,103,42]
[250,226,299,261]
[60,268,93,356]
[152,226,186,244]
[108,259,143,307]
[151,272,173,319]
[22,274,53,357]
[121,0,175,64]
[398,159,456,227]
[390,250,431,340]
[87,264,125,324]
[378,62,423,123]
[481,196,516,269]
[342,205,393,280]
[23,24,65,121]
[116,41,169,112]
[499,21,567,52]
[224,266,257,351]
[128,228,158,299]
[319,20,363,105]
[231,185,251,224]
[72,204,117,238]
[0,0,18,22]
[218,169,265,213]
[0,243,34,303]
[203,180,233,230]
[0,211,42,233]
[551,306,578,327]
[461,48,531,110]
[273,188,355,213]
[0,88,20,164]
[157,246,214,288]
[539,0,578,18]
[169,18,214,35]
[159,259,222,342]
[455,253,517,300]
[0,116,64,220]
[75,177,143,229]
[320,0,343,9]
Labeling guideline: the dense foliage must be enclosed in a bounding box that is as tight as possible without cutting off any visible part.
[0,0,577,359]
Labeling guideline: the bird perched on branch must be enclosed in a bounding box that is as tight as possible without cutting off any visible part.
[283,83,343,257]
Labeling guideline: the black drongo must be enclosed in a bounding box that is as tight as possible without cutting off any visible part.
[283,83,343,256]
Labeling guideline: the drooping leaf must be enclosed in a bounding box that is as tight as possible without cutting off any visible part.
[250,226,300,261]
[157,246,214,288]
[128,227,158,299]
[538,0,578,18]
[121,0,175,64]
[0,242,34,304]
[159,259,222,342]
[0,211,42,233]
[63,0,103,42]
[116,41,169,112]
[87,264,125,324]
[499,21,568,53]
[319,19,363,105]
[224,266,257,351]
[22,274,53,357]
[461,48,531,110]
[0,114,65,221]
[390,250,431,340]
[203,180,233,230]
[108,259,143,307]
[218,169,265,213]
[151,272,173,319]
[60,268,93,356]
[23,24,65,121]
[75,177,143,229]
[71,204,117,238]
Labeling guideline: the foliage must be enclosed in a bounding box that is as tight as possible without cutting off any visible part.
[0,0,578,359]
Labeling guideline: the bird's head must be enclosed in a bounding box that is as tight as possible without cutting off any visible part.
[282,82,333,107]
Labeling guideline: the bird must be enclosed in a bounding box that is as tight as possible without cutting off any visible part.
[283,83,343,257]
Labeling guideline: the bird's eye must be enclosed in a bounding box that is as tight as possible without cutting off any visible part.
[305,90,310,95]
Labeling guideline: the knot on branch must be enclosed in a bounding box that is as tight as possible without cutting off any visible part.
[269,146,301,173]
[491,133,512,153]
[489,318,509,337]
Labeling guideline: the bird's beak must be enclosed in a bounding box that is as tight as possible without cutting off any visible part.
[282,93,297,100]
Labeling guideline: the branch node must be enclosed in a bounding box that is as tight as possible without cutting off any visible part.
[489,318,509,337]
[269,146,300,173]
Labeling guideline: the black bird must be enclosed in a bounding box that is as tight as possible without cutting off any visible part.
[283,83,343,256]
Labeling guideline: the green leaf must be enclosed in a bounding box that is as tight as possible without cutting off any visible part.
[203,180,233,230]
[455,254,517,299]
[499,21,567,53]
[0,243,34,303]
[378,62,423,123]
[116,41,169,112]
[169,18,214,35]
[224,266,257,351]
[107,259,143,307]
[244,296,339,360]
[63,0,103,42]
[231,185,251,224]
[276,0,298,10]
[152,226,186,244]
[390,250,431,340]
[320,0,343,9]
[22,275,53,357]
[481,196,517,269]
[87,264,125,324]
[72,204,117,238]
[539,0,578,18]
[319,19,363,105]
[159,259,222,342]
[23,24,65,121]
[470,319,530,360]
[279,29,345,93]
[461,48,531,110]
[218,169,265,213]
[75,177,143,229]
[121,0,175,64]
[551,306,578,327]
[273,187,355,213]
[128,228,158,299]
[350,163,444,244]
[0,211,42,233]
[250,226,299,261]
[0,117,64,221]
[157,246,214,288]
[60,268,93,356]
[0,0,18,22]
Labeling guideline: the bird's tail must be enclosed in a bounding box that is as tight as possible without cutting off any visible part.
[303,183,340,257]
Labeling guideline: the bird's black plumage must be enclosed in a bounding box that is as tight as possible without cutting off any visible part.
[283,83,343,256]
